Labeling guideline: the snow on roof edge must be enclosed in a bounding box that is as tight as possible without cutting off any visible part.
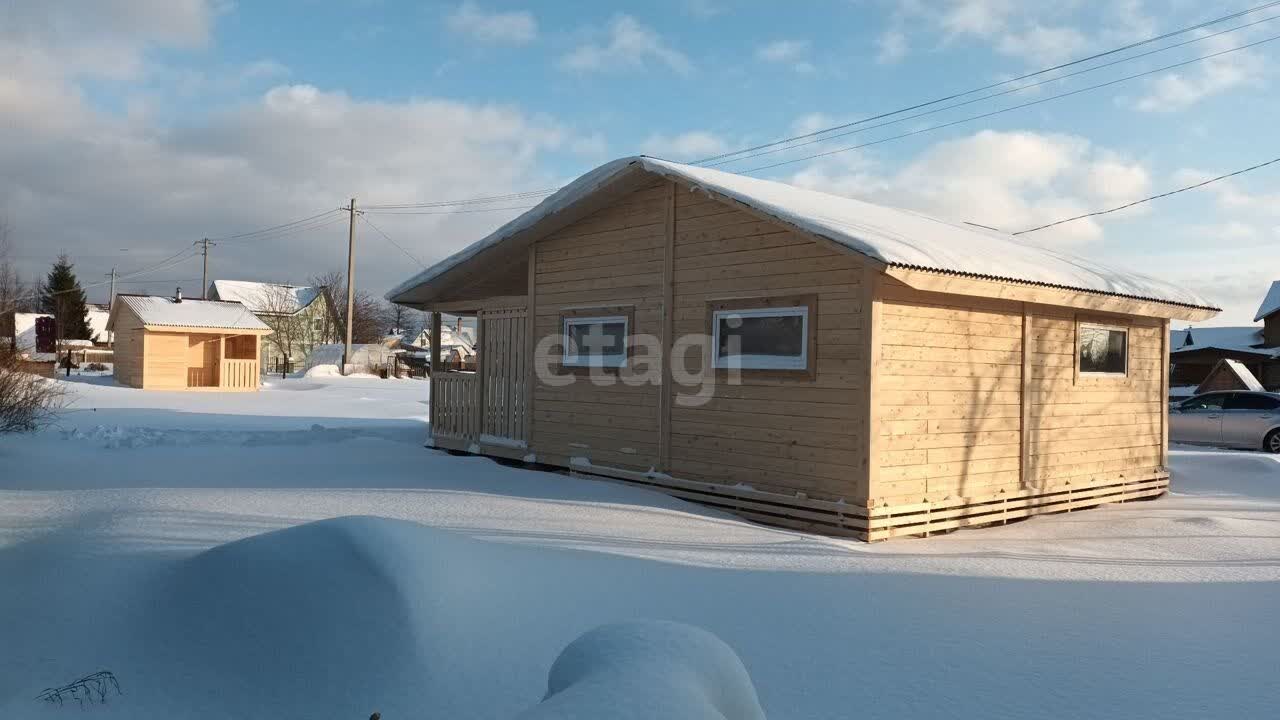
[1253,280,1280,321]
[386,156,1219,312]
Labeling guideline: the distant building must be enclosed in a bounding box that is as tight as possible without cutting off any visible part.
[207,280,338,374]
[1170,280,1280,390]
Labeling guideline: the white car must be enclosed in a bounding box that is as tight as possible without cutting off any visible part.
[1169,391,1280,452]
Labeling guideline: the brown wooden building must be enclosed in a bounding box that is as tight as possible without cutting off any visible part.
[388,157,1218,541]
[106,293,270,391]
[1169,281,1280,391]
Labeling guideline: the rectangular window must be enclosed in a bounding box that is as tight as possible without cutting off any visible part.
[1078,323,1128,376]
[713,305,810,370]
[562,315,628,367]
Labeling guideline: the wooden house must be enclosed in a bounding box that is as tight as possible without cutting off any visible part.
[1170,281,1280,390]
[106,292,271,391]
[387,157,1218,541]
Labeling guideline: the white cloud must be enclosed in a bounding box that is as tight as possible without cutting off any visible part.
[785,129,1152,244]
[881,1,1149,66]
[446,2,538,46]
[682,0,724,18]
[0,8,591,303]
[876,30,908,64]
[1134,31,1267,112]
[559,15,692,75]
[756,40,815,74]
[640,131,730,161]
[995,24,1088,65]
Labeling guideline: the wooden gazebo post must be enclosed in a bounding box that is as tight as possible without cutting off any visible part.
[429,311,441,432]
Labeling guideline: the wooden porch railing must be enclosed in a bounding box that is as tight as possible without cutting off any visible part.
[219,359,258,389]
[433,372,480,441]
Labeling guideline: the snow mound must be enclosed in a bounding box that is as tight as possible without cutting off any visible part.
[304,343,397,376]
[519,620,766,720]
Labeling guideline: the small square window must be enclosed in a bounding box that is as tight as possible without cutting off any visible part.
[562,315,628,367]
[1078,323,1128,376]
[713,305,810,370]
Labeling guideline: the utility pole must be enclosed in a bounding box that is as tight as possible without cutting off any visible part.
[343,198,357,376]
[105,267,117,348]
[196,238,215,299]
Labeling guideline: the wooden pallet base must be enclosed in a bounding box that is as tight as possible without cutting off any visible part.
[428,433,1168,542]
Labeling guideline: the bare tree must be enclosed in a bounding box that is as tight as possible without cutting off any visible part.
[308,271,394,345]
[0,348,66,432]
[258,285,310,378]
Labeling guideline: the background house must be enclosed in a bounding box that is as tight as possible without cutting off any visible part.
[208,280,337,374]
[1170,280,1280,391]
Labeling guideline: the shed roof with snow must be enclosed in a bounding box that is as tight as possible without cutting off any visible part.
[108,294,271,332]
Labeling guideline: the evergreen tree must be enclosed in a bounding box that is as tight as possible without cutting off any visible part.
[41,253,94,341]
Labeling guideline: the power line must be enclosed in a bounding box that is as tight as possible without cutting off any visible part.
[360,215,426,269]
[209,208,345,242]
[1,247,201,311]
[693,0,1280,166]
[707,12,1280,168]
[363,189,557,210]
[1013,155,1280,235]
[362,205,537,216]
[739,32,1280,174]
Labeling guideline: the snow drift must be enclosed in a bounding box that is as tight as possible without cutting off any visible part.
[520,620,766,720]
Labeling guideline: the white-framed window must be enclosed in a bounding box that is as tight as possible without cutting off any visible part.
[1078,322,1128,376]
[713,305,810,370]
[562,315,629,367]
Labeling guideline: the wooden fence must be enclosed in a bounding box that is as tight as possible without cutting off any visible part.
[479,308,529,445]
[434,372,480,441]
[220,359,258,389]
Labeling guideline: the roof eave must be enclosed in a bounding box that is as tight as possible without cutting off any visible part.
[885,265,1220,322]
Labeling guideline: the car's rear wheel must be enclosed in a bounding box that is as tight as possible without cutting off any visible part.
[1266,429,1280,454]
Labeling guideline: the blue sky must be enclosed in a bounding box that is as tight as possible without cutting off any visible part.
[2,0,1278,324]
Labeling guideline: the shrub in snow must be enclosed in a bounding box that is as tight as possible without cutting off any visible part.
[0,349,65,432]
[518,620,766,720]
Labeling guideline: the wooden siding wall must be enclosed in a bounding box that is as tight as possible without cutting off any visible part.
[143,332,190,390]
[529,181,668,471]
[111,310,145,388]
[666,190,868,501]
[872,283,1165,507]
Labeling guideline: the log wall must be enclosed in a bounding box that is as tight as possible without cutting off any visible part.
[666,188,868,501]
[868,281,1168,537]
[528,181,668,471]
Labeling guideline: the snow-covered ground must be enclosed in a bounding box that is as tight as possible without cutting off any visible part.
[1,375,1278,718]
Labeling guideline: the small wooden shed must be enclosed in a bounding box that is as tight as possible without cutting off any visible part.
[387,156,1219,540]
[1196,358,1265,395]
[106,293,271,391]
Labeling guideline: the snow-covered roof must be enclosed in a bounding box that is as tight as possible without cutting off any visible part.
[87,305,112,343]
[1254,280,1280,321]
[1219,359,1266,392]
[387,156,1217,311]
[1171,326,1275,357]
[111,295,270,331]
[210,280,323,315]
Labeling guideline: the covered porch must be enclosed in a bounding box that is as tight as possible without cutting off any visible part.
[184,332,263,391]
[421,296,531,457]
